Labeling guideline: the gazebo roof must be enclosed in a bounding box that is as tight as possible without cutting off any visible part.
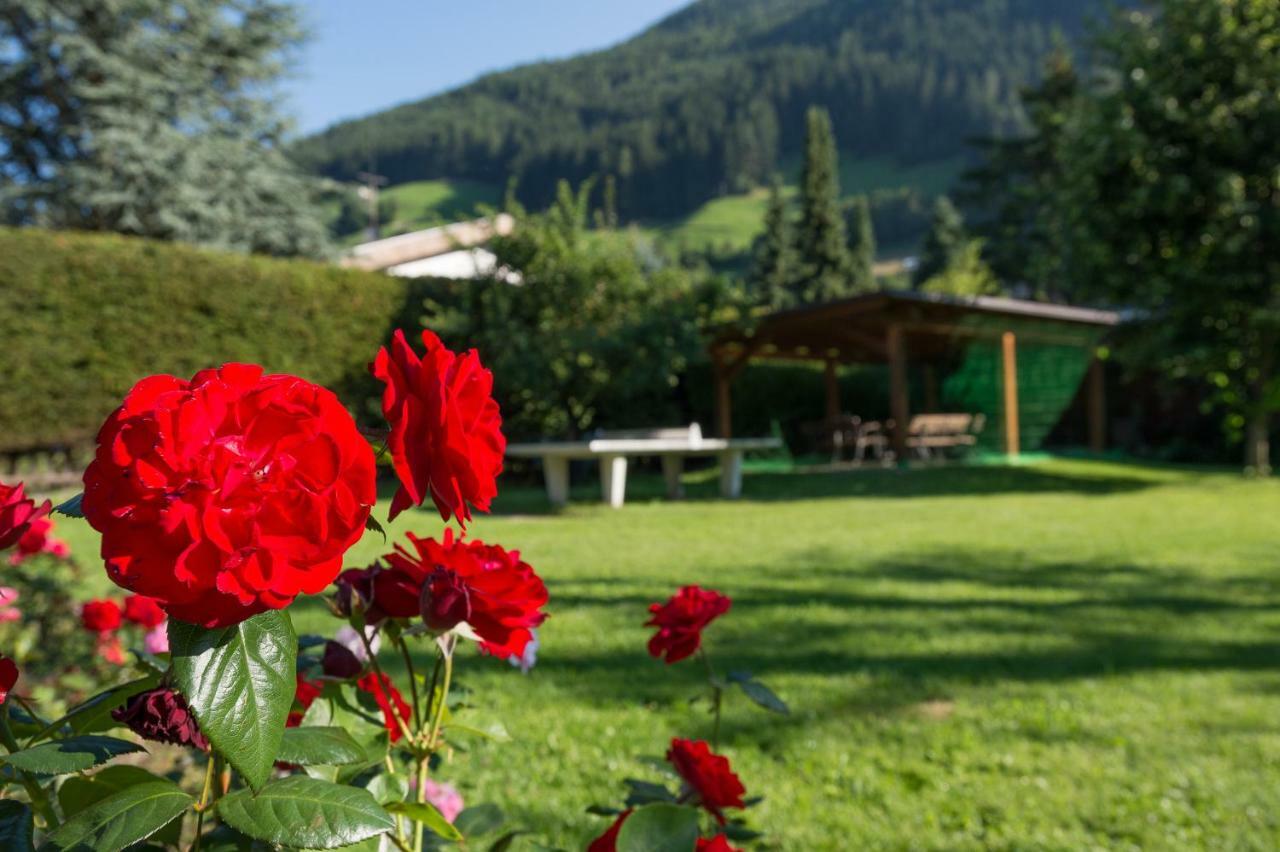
[710,291,1120,366]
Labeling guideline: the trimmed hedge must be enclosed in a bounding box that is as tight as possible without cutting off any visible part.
[0,228,433,453]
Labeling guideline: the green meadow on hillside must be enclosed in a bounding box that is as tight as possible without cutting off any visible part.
[51,458,1280,849]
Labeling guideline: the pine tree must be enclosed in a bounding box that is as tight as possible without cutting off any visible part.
[792,107,852,304]
[746,178,794,309]
[913,196,966,287]
[0,0,328,257]
[846,195,877,293]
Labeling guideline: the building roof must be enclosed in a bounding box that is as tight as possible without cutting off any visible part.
[710,290,1119,365]
[340,214,515,272]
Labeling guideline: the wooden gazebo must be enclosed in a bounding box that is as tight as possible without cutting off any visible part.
[708,291,1120,457]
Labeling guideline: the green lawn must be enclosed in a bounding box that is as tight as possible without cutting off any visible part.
[50,459,1280,849]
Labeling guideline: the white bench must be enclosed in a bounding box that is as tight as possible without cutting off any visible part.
[506,424,781,508]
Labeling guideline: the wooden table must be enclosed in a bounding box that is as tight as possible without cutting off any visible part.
[506,436,781,508]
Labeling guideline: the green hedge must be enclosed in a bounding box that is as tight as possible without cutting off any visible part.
[0,228,434,453]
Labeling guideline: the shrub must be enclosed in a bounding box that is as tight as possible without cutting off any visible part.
[0,227,436,453]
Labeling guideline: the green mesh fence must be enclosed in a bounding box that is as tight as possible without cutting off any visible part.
[940,317,1102,453]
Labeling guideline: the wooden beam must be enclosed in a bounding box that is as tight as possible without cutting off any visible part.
[887,324,909,460]
[1001,331,1020,456]
[715,368,733,439]
[1088,356,1106,453]
[824,360,841,422]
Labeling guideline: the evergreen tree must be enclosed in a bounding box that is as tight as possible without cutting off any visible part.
[913,196,966,287]
[846,195,877,293]
[792,107,851,303]
[746,178,794,309]
[0,0,328,257]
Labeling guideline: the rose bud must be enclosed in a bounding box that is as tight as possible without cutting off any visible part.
[321,639,364,679]
[112,687,209,750]
[420,567,472,633]
[333,566,377,618]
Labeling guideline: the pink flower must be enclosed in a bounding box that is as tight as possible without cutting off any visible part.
[144,626,170,655]
[422,779,464,824]
[0,587,20,623]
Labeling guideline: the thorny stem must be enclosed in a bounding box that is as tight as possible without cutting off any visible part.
[698,648,722,750]
[0,708,59,830]
[415,636,456,852]
[396,635,424,731]
[192,753,218,851]
[357,625,417,745]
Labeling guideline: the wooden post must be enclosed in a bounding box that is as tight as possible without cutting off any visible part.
[887,325,909,460]
[1088,356,1106,453]
[923,366,939,413]
[824,360,840,421]
[715,368,732,439]
[1001,331,1020,456]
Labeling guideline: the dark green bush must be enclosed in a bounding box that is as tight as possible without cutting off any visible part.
[0,227,434,453]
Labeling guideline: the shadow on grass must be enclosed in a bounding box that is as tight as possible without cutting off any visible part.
[536,545,1280,744]
[463,460,1163,516]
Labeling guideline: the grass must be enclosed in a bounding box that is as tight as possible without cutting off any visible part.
[646,153,966,256]
[49,458,1280,849]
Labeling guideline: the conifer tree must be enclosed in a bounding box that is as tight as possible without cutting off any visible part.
[792,107,852,304]
[913,196,966,287]
[747,178,795,309]
[0,0,328,257]
[846,195,877,293]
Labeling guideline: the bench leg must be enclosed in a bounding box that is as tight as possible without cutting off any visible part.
[543,456,569,507]
[718,450,743,499]
[599,454,628,508]
[661,455,685,500]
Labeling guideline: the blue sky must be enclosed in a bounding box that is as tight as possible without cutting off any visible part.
[286,0,690,135]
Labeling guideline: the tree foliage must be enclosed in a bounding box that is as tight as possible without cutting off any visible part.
[913,196,967,287]
[792,107,851,303]
[846,195,877,293]
[429,188,725,440]
[746,178,795,309]
[0,0,328,257]
[292,0,1106,221]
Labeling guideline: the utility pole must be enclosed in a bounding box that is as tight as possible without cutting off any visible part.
[356,171,388,241]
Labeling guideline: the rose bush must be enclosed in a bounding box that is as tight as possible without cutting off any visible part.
[0,328,774,851]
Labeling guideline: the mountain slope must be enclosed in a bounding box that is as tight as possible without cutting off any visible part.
[294,0,1104,221]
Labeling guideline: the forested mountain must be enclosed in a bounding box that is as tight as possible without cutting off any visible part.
[293,0,1106,221]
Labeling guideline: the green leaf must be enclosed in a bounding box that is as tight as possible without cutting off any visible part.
[27,675,161,743]
[170,611,297,791]
[57,767,183,846]
[216,775,394,850]
[487,830,525,851]
[1,735,144,775]
[623,779,677,807]
[364,514,387,541]
[447,719,512,743]
[53,493,83,518]
[385,801,463,841]
[0,800,34,852]
[615,804,700,852]
[454,803,504,838]
[277,726,367,766]
[39,780,193,852]
[366,772,410,805]
[728,672,790,715]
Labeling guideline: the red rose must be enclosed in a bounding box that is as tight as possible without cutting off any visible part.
[697,836,741,851]
[9,517,69,565]
[287,676,325,728]
[321,640,363,680]
[81,599,123,633]
[356,672,412,742]
[112,687,209,750]
[123,595,167,630]
[384,530,547,658]
[587,810,631,852]
[82,364,377,628]
[0,656,17,704]
[646,586,732,664]
[666,738,746,824]
[0,480,50,551]
[372,329,505,525]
